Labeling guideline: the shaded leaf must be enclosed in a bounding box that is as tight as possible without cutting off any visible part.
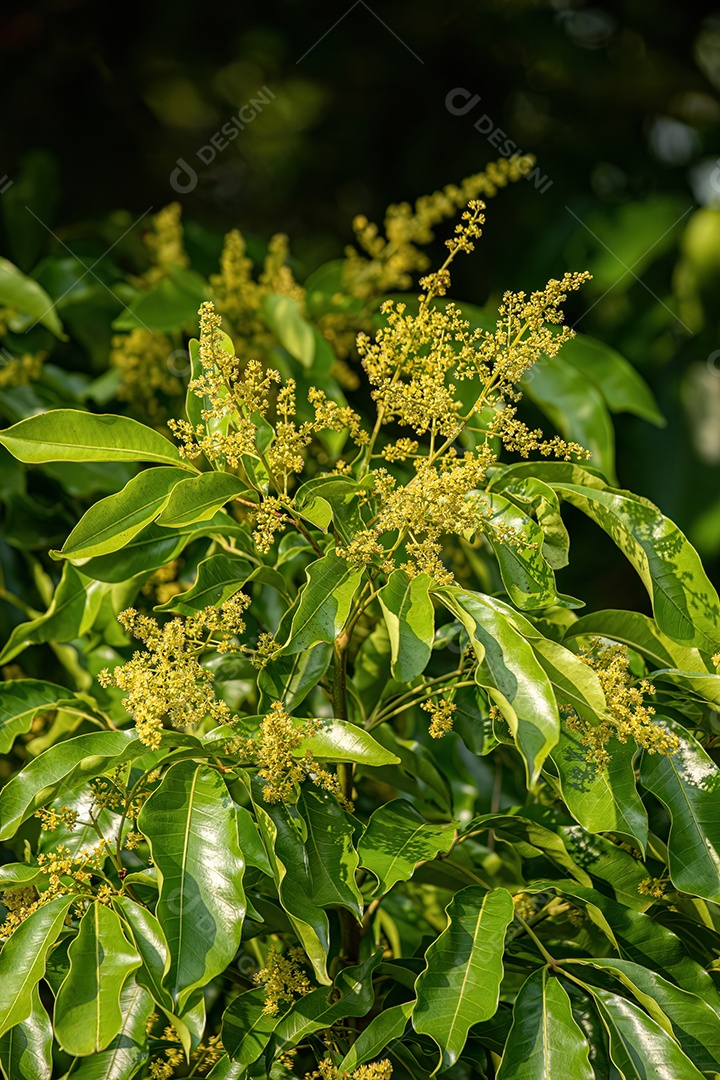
[496,969,593,1080]
[358,799,456,895]
[299,788,363,918]
[0,895,75,1036]
[0,985,53,1080]
[138,762,246,1012]
[281,552,363,655]
[413,886,514,1070]
[0,410,189,468]
[54,902,141,1055]
[66,979,153,1080]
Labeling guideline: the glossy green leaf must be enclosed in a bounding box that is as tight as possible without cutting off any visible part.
[0,410,189,468]
[378,570,435,681]
[56,467,187,561]
[251,784,331,984]
[563,609,709,672]
[138,763,245,1011]
[281,552,363,655]
[522,353,617,481]
[0,730,143,840]
[299,788,363,918]
[590,986,705,1080]
[551,726,648,850]
[0,985,53,1080]
[496,969,593,1080]
[435,587,560,784]
[489,472,570,569]
[0,895,75,1036]
[67,980,153,1080]
[552,484,720,652]
[0,256,64,338]
[270,951,382,1052]
[640,716,720,901]
[54,902,141,1055]
[358,799,456,895]
[413,886,514,1070]
[155,553,253,614]
[156,471,252,528]
[221,987,281,1067]
[480,492,563,609]
[567,957,720,1074]
[113,896,173,1012]
[559,333,664,426]
[297,718,400,766]
[559,825,649,909]
[0,563,106,665]
[112,267,207,333]
[258,641,332,711]
[0,679,89,753]
[338,1001,414,1072]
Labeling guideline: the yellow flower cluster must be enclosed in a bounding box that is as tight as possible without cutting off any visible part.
[236,702,350,808]
[98,602,251,748]
[148,1026,184,1079]
[638,876,666,899]
[110,329,183,423]
[422,696,456,739]
[344,156,534,300]
[141,559,184,605]
[306,1059,393,1080]
[138,203,188,287]
[566,641,680,769]
[210,229,304,359]
[35,805,79,832]
[254,945,312,1015]
[0,840,108,937]
[0,351,45,389]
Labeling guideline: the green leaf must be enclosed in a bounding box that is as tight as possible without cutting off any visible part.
[480,493,564,610]
[54,902,141,1055]
[488,474,570,570]
[413,886,514,1070]
[156,471,253,528]
[56,467,187,561]
[589,986,705,1080]
[522,353,617,481]
[0,256,64,338]
[113,896,173,1012]
[0,564,106,665]
[258,642,332,711]
[298,788,364,919]
[496,969,593,1080]
[137,762,246,1012]
[566,957,720,1074]
[251,784,331,984]
[155,553,253,614]
[0,985,53,1080]
[221,987,282,1067]
[112,266,207,332]
[66,980,154,1080]
[280,552,364,655]
[260,293,333,372]
[338,1001,414,1072]
[358,799,456,895]
[378,570,435,682]
[0,895,75,1036]
[270,951,382,1052]
[551,727,648,850]
[551,484,720,652]
[0,730,145,840]
[563,609,710,671]
[559,825,649,909]
[297,718,401,766]
[559,333,664,426]
[0,410,191,468]
[640,716,720,901]
[0,679,89,754]
[435,587,560,785]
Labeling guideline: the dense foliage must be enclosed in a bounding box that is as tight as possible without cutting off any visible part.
[1,169,720,1080]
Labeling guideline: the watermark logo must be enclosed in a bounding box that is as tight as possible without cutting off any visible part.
[0,175,12,194]
[445,88,553,194]
[169,86,276,194]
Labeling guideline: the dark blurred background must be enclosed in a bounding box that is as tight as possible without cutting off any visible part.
[2,0,720,607]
